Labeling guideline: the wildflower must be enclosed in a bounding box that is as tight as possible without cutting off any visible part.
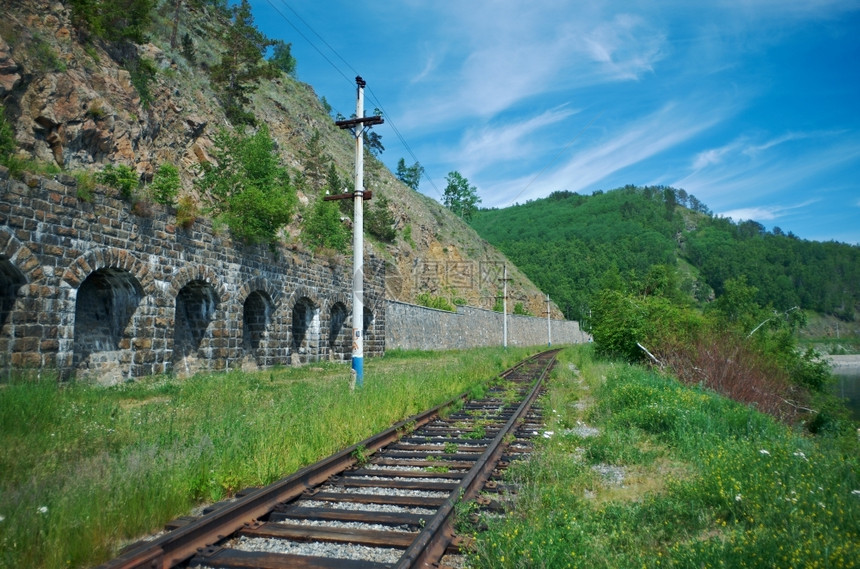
[543,431,554,438]
[38,506,48,514]
[0,514,4,522]
[851,490,860,497]
[792,451,808,461]
[735,494,743,502]
[759,449,770,456]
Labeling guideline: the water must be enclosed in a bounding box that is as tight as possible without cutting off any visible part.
[831,369,860,421]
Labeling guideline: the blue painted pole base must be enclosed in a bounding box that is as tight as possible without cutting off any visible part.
[352,356,364,388]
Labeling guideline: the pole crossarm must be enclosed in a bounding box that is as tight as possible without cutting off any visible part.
[323,190,372,201]
[335,115,384,131]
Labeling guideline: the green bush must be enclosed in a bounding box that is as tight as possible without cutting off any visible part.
[69,0,155,43]
[0,105,15,165]
[97,164,139,200]
[149,163,180,207]
[196,126,296,246]
[74,171,96,202]
[513,302,532,316]
[416,293,456,312]
[300,198,349,252]
[127,57,157,108]
[366,195,396,242]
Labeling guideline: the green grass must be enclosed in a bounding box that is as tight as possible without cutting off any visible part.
[467,345,860,569]
[0,347,535,569]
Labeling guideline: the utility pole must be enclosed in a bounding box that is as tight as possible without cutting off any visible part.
[500,264,510,348]
[329,76,383,388]
[545,293,552,347]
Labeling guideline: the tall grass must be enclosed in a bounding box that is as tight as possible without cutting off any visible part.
[468,345,859,568]
[0,347,534,569]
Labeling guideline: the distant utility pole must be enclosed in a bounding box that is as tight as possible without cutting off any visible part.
[500,264,510,348]
[545,293,552,347]
[329,76,383,388]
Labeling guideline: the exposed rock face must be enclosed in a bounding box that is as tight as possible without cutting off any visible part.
[1,1,221,180]
[0,0,562,316]
[0,38,21,97]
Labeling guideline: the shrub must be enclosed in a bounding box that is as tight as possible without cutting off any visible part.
[196,126,296,246]
[0,105,15,165]
[366,195,396,242]
[513,302,532,316]
[150,163,180,207]
[416,293,456,312]
[176,195,198,229]
[127,57,157,108]
[301,198,349,252]
[74,171,96,202]
[97,163,139,200]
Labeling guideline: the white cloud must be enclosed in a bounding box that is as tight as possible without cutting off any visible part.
[692,141,744,169]
[396,3,669,130]
[718,199,817,222]
[582,14,666,81]
[676,136,860,212]
[410,53,438,85]
[481,100,726,207]
[454,106,579,174]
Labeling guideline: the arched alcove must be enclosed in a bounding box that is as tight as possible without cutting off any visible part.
[243,290,273,358]
[291,297,320,364]
[0,257,26,329]
[73,268,144,365]
[173,280,218,363]
[328,302,348,361]
[363,306,374,336]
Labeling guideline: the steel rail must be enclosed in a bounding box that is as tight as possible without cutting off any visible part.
[393,349,559,569]
[96,350,555,569]
[98,395,464,569]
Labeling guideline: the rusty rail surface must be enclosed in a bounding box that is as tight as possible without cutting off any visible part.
[96,349,559,569]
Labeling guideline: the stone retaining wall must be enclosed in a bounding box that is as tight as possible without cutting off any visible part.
[385,300,590,351]
[0,167,385,383]
[1,168,590,383]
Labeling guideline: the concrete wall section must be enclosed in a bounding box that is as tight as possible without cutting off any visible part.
[386,300,590,351]
[0,168,385,383]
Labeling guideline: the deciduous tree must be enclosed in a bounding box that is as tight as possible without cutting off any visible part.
[395,158,423,190]
[442,171,481,221]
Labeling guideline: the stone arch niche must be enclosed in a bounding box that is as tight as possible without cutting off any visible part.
[243,290,273,366]
[291,297,320,365]
[0,257,26,329]
[173,279,219,376]
[73,268,144,382]
[363,306,374,336]
[328,301,349,361]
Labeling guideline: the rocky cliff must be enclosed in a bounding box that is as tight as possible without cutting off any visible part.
[0,0,563,317]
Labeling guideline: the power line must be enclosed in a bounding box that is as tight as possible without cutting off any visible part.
[262,0,353,87]
[365,86,442,198]
[278,1,360,79]
[263,0,441,196]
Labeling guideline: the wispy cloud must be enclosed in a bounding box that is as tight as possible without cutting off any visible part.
[410,52,437,85]
[396,4,670,130]
[582,14,666,81]
[718,199,818,222]
[454,106,579,174]
[692,141,745,169]
[480,100,727,207]
[679,134,859,197]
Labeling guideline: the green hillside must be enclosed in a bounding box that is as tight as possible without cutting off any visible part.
[471,186,860,325]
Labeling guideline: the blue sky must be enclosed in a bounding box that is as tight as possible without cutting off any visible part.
[249,1,860,244]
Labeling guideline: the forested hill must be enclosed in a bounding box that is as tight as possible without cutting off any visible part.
[470,186,860,323]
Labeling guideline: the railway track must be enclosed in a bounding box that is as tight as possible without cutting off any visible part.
[99,349,559,569]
